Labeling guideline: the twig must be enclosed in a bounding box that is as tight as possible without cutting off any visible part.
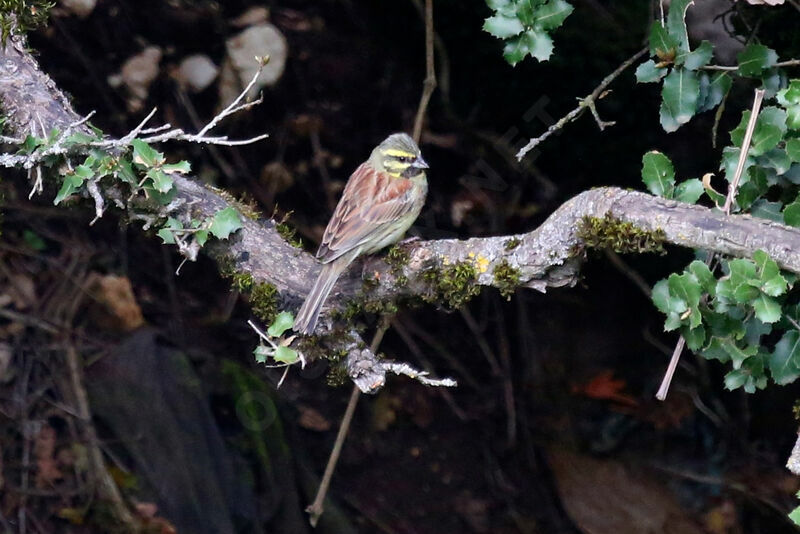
[65,345,136,526]
[306,321,391,527]
[412,0,436,144]
[516,47,648,160]
[703,59,800,71]
[656,88,765,401]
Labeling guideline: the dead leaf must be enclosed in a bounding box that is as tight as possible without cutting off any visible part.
[703,500,737,534]
[8,274,36,310]
[297,405,331,431]
[87,273,144,332]
[571,370,638,407]
[548,449,706,534]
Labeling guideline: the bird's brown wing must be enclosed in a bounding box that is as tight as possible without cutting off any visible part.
[316,163,418,263]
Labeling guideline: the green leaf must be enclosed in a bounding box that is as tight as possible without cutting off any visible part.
[777,80,800,130]
[649,22,676,59]
[533,0,573,30]
[789,505,800,526]
[195,230,209,247]
[696,72,731,114]
[688,260,716,295]
[53,173,85,205]
[503,34,530,65]
[635,60,668,84]
[652,279,687,331]
[720,146,755,184]
[682,324,706,351]
[737,44,778,77]
[770,330,800,384]
[752,294,781,323]
[273,346,299,364]
[483,14,524,38]
[730,107,787,157]
[131,139,164,167]
[163,160,191,174]
[157,228,175,244]
[641,151,675,198]
[659,68,699,132]
[757,148,791,175]
[666,0,692,53]
[784,202,800,227]
[525,29,554,62]
[22,230,47,251]
[669,272,703,328]
[787,139,800,162]
[64,131,99,146]
[157,217,182,244]
[209,207,243,240]
[267,311,295,337]
[254,345,271,364]
[115,159,138,184]
[681,40,713,70]
[750,199,784,222]
[675,178,703,204]
[20,134,44,154]
[146,168,174,194]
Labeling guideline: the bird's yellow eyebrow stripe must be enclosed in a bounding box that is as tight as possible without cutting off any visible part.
[383,149,416,158]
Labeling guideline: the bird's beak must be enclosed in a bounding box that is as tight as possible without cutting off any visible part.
[414,156,429,170]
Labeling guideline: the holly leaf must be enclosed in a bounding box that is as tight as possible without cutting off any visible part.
[777,80,800,130]
[146,168,174,194]
[483,14,524,38]
[131,139,164,168]
[660,68,699,132]
[652,279,688,331]
[267,311,295,338]
[787,139,800,162]
[254,345,271,364]
[273,346,299,364]
[737,44,778,77]
[697,72,731,113]
[666,0,692,54]
[681,40,713,70]
[533,0,573,30]
[641,150,675,198]
[675,178,703,204]
[635,60,668,83]
[53,173,84,205]
[209,207,242,240]
[752,293,781,323]
[163,161,191,174]
[771,330,800,384]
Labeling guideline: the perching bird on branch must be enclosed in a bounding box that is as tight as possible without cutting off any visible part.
[293,133,429,334]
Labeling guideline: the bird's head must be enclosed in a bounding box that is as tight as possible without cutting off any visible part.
[370,132,429,179]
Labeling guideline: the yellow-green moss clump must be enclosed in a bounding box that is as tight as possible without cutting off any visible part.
[422,260,481,309]
[504,237,521,251]
[274,215,303,249]
[250,282,279,323]
[493,259,521,300]
[0,0,53,43]
[577,214,666,255]
[384,245,410,286]
[231,272,254,293]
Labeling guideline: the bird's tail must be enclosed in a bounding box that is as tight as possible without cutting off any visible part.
[293,258,349,335]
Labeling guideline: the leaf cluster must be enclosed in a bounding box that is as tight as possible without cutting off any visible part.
[482,0,573,65]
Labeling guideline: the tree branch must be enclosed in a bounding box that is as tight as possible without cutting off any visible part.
[3,36,800,391]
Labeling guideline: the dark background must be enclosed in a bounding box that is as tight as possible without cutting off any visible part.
[2,0,800,532]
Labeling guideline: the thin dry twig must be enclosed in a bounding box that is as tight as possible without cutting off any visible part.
[703,59,800,71]
[412,0,436,144]
[516,47,648,160]
[656,88,766,401]
[306,321,391,527]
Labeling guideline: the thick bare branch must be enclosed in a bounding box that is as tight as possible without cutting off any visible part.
[3,36,800,374]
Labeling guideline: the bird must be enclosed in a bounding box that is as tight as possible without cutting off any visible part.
[293,132,429,335]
